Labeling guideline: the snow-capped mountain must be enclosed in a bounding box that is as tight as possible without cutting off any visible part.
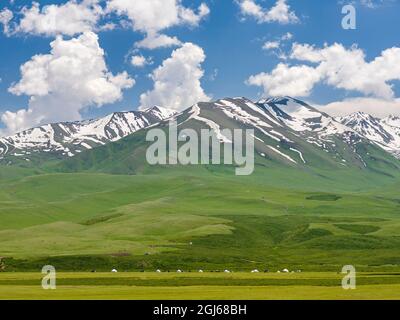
[258,96,356,140]
[186,96,368,166]
[0,106,175,163]
[2,96,400,170]
[59,96,400,175]
[337,112,400,158]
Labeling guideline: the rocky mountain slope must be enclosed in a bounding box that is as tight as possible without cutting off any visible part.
[56,97,400,175]
[337,112,400,158]
[2,96,400,172]
[0,106,175,164]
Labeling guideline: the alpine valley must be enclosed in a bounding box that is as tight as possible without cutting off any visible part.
[2,97,400,275]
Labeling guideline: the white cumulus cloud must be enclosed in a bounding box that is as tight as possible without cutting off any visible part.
[0,8,13,35]
[140,42,210,111]
[136,33,182,50]
[237,0,299,24]
[2,31,134,134]
[262,41,280,50]
[247,63,321,97]
[248,42,400,99]
[314,97,400,118]
[13,0,103,37]
[291,43,400,99]
[262,32,294,55]
[131,54,152,67]
[106,0,210,49]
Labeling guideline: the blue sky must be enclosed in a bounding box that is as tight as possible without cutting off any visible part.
[0,0,400,135]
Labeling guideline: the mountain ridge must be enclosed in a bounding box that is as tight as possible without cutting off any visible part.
[1,96,400,169]
[53,97,400,177]
[0,106,175,164]
[336,111,400,158]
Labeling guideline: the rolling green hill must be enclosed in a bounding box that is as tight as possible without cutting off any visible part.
[1,166,400,272]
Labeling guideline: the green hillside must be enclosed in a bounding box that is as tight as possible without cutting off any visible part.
[2,164,400,272]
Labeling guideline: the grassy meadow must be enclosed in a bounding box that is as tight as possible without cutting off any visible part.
[1,164,400,299]
[1,272,400,300]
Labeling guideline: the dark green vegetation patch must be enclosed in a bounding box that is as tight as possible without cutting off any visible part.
[306,194,342,201]
[334,224,381,235]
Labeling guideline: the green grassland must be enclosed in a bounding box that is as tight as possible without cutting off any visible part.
[2,159,400,300]
[1,272,400,300]
[2,163,400,273]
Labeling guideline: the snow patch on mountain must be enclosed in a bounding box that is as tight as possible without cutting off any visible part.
[338,112,400,158]
[0,106,176,161]
[267,145,297,164]
[188,104,232,143]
